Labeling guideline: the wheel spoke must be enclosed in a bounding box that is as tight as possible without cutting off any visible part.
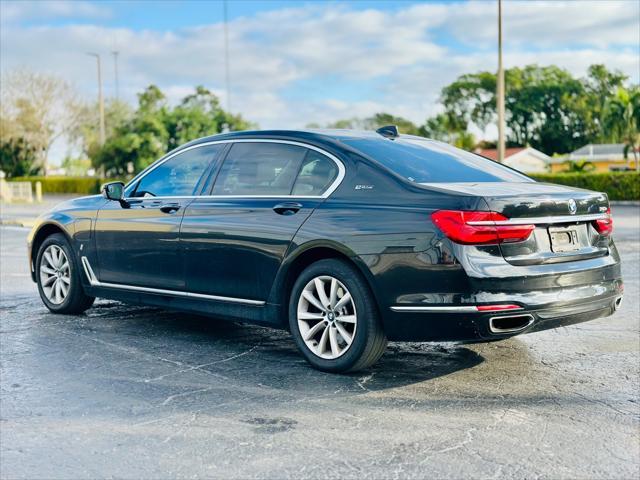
[42,275,56,287]
[316,325,330,355]
[54,281,62,303]
[43,251,55,268]
[337,314,356,324]
[41,266,56,275]
[329,326,340,356]
[59,261,69,272]
[59,281,68,297]
[314,278,331,309]
[304,320,327,341]
[302,289,325,312]
[335,322,353,345]
[299,311,324,320]
[329,278,338,308]
[52,246,61,267]
[334,292,352,312]
[60,276,71,285]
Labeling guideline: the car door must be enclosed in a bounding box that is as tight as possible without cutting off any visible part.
[180,140,343,302]
[94,143,224,290]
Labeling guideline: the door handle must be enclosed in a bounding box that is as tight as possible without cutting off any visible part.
[160,203,181,214]
[273,202,302,215]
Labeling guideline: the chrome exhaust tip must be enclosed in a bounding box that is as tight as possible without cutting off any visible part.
[614,296,623,311]
[489,314,535,334]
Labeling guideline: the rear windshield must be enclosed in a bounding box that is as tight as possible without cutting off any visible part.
[344,137,532,183]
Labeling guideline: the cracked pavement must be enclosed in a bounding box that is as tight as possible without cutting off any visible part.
[0,205,638,479]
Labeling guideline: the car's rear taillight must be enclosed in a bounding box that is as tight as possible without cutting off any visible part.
[593,208,613,236]
[431,210,534,245]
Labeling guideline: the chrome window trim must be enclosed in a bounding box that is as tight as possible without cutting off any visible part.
[125,139,346,201]
[466,213,608,226]
[81,257,265,306]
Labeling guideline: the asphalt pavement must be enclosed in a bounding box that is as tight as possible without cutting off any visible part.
[0,205,638,479]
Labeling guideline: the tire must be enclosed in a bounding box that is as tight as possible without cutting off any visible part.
[289,258,387,373]
[35,233,95,314]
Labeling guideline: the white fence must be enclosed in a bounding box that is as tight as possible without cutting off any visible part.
[0,179,34,203]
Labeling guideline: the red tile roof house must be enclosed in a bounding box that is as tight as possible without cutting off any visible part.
[475,147,551,173]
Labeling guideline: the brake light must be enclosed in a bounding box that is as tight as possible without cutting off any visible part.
[593,208,613,236]
[431,210,534,245]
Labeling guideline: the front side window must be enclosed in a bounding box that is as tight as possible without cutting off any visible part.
[344,138,532,183]
[129,145,221,198]
[292,150,339,196]
[212,142,308,196]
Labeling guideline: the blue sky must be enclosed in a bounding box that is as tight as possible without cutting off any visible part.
[1,0,638,161]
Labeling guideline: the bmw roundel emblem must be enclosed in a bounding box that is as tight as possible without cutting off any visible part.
[568,199,577,214]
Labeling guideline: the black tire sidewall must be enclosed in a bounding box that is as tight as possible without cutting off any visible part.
[35,234,81,313]
[288,259,379,373]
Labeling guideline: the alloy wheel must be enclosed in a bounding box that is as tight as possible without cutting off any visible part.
[40,245,71,305]
[297,275,357,359]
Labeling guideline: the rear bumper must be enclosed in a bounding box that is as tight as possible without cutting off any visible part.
[383,279,623,341]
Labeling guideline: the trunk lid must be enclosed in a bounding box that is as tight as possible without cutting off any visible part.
[422,181,611,265]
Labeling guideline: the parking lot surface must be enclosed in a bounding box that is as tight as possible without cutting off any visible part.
[1,205,638,479]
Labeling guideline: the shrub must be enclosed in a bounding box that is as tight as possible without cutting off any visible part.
[531,172,640,201]
[11,176,103,195]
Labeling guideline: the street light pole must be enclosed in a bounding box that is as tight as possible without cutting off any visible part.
[87,52,106,147]
[223,0,231,113]
[497,0,505,163]
[112,51,120,101]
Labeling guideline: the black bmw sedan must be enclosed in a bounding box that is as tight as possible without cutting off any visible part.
[27,128,623,372]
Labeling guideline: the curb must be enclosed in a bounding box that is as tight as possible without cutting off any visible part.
[0,218,35,228]
[610,201,640,206]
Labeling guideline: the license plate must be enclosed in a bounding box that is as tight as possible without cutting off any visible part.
[549,226,580,252]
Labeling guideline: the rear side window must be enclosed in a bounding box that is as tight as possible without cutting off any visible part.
[212,142,307,196]
[129,144,221,198]
[292,150,339,196]
[344,138,532,183]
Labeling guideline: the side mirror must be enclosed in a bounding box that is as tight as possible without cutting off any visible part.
[101,181,129,207]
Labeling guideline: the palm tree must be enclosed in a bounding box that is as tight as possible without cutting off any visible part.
[563,159,596,173]
[603,87,640,172]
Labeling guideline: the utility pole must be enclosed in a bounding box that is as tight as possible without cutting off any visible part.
[112,51,120,101]
[223,0,231,113]
[87,52,106,147]
[497,0,505,163]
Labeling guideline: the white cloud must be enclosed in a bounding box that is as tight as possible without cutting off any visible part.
[0,0,111,23]
[1,0,638,163]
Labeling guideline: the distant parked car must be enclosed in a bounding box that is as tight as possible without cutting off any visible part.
[27,128,623,372]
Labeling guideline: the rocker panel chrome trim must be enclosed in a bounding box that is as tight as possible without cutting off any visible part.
[80,256,265,306]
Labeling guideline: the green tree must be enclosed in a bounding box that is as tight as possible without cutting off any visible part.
[92,85,252,176]
[321,112,422,135]
[581,64,628,142]
[442,65,592,155]
[0,138,40,178]
[165,85,252,150]
[420,113,475,149]
[603,86,640,171]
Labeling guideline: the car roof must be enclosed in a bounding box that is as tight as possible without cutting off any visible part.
[188,128,432,147]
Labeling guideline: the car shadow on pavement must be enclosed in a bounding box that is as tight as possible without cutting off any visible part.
[59,301,487,395]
